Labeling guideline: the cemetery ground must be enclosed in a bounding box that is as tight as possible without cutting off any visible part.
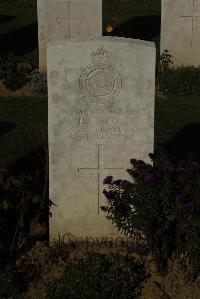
[0,0,200,298]
[1,75,200,298]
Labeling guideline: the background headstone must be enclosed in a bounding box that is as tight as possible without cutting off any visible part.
[48,36,155,241]
[161,0,200,66]
[37,0,102,72]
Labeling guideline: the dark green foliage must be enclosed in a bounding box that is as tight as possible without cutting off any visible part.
[102,153,200,278]
[0,263,27,298]
[159,49,173,73]
[49,234,71,261]
[45,253,150,299]
[0,53,28,91]
[28,72,47,93]
[157,66,200,96]
[0,169,51,262]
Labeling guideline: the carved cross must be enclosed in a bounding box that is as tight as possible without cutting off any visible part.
[78,144,124,214]
[56,0,84,38]
[180,0,200,46]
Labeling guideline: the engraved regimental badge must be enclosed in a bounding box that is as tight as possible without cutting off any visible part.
[79,48,122,104]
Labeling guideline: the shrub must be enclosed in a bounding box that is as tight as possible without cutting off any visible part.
[28,72,47,93]
[159,49,173,73]
[101,153,200,278]
[45,253,150,299]
[0,168,52,262]
[0,263,27,298]
[157,66,200,96]
[0,53,28,91]
[49,233,72,261]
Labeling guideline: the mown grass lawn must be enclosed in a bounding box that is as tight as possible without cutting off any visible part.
[0,0,161,65]
[0,0,38,64]
[0,93,200,168]
[0,0,199,169]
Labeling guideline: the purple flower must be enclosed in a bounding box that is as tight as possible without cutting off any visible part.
[0,168,8,184]
[180,223,189,233]
[103,176,113,185]
[183,202,194,214]
[130,159,137,165]
[176,194,185,204]
[192,162,200,169]
[144,174,154,185]
[102,189,117,200]
[148,153,155,160]
[143,164,153,171]
[137,160,146,166]
[163,165,174,173]
[113,179,123,186]
[130,159,146,168]
[175,167,186,173]
[175,177,186,188]
[127,169,139,178]
[177,161,186,168]
[100,206,107,212]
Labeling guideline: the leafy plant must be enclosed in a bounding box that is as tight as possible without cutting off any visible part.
[45,252,150,299]
[0,53,28,91]
[49,233,72,260]
[0,263,27,298]
[16,242,53,282]
[159,49,173,73]
[101,153,200,278]
[0,168,53,262]
[28,72,47,93]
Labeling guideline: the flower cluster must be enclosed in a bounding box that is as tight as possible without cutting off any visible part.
[101,152,200,277]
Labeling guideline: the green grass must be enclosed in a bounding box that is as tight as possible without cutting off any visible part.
[0,93,199,168]
[155,95,200,145]
[0,0,38,64]
[0,0,199,168]
[0,0,161,65]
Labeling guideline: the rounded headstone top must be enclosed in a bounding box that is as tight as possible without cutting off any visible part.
[47,36,155,48]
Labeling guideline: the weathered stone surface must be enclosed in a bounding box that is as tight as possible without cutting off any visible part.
[48,36,155,241]
[161,0,200,66]
[37,0,102,72]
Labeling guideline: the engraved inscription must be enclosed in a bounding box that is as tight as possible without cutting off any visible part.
[55,1,84,38]
[79,48,122,103]
[64,107,136,142]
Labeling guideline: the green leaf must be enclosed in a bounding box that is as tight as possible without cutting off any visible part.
[2,200,8,210]
[32,195,41,204]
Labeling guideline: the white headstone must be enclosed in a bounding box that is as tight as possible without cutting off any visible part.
[48,36,155,241]
[37,0,102,72]
[161,0,200,66]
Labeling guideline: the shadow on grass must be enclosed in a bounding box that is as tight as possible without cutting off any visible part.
[7,145,47,195]
[0,121,16,136]
[164,123,200,161]
[0,14,16,24]
[0,22,38,56]
[104,15,161,40]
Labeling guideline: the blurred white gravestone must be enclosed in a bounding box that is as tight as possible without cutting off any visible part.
[37,0,102,72]
[48,36,155,241]
[161,0,200,66]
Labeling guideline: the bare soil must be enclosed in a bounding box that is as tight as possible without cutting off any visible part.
[15,241,200,299]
